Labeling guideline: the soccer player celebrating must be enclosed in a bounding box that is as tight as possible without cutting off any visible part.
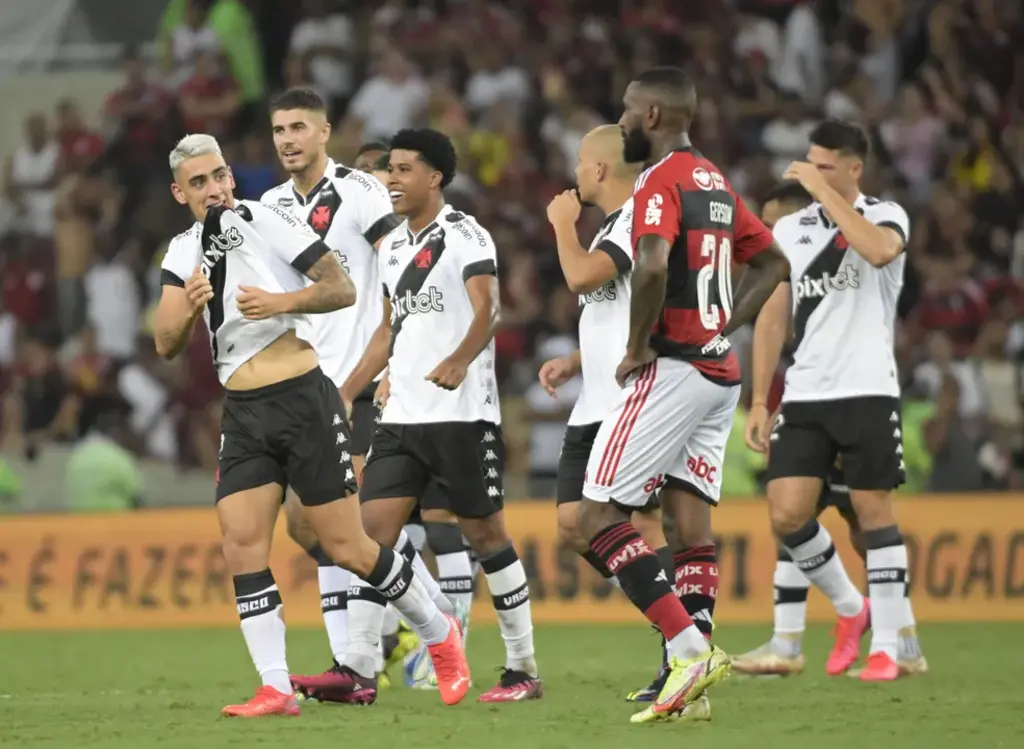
[365,142,481,688]
[261,91,457,701]
[746,120,926,681]
[154,133,469,717]
[732,181,868,677]
[343,128,542,703]
[576,67,790,724]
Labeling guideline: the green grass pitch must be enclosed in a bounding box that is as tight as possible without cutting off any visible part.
[2,623,1021,748]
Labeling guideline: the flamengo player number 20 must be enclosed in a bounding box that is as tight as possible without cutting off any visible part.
[697,233,733,330]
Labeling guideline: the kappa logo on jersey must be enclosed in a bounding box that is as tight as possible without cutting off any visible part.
[391,286,444,322]
[644,193,663,225]
[388,254,399,267]
[797,235,813,244]
[580,279,618,305]
[795,263,861,301]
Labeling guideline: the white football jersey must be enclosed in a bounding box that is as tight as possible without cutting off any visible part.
[160,201,326,385]
[378,204,501,425]
[774,194,910,402]
[569,198,634,426]
[261,159,400,387]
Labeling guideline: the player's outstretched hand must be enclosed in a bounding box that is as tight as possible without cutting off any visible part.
[236,285,285,320]
[745,403,771,453]
[185,266,213,312]
[426,356,468,391]
[615,347,656,388]
[782,162,828,199]
[546,189,582,227]
[538,355,577,396]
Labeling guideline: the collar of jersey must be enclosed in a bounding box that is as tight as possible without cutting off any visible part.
[817,193,866,228]
[291,158,336,206]
[403,202,453,245]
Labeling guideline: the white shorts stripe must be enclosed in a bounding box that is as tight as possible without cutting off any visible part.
[595,361,657,486]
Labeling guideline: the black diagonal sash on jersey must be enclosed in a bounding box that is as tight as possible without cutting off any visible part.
[201,206,231,362]
[389,231,448,356]
[791,232,849,352]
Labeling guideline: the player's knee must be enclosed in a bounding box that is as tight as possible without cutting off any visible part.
[318,535,376,577]
[768,500,814,540]
[424,520,465,556]
[284,497,316,550]
[461,515,511,557]
[555,506,589,555]
[849,489,896,530]
[220,534,272,576]
[575,498,622,543]
[360,502,404,548]
[632,509,669,549]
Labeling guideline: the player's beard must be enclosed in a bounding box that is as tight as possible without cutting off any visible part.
[622,124,652,165]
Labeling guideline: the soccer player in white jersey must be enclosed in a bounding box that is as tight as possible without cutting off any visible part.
[365,144,482,693]
[153,133,470,717]
[260,90,449,702]
[537,124,689,707]
[343,128,542,703]
[746,120,927,682]
[733,181,868,677]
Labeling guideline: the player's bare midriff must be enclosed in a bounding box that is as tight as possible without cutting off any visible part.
[225,331,318,391]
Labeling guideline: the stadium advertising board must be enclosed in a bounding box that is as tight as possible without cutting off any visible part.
[1,496,1022,630]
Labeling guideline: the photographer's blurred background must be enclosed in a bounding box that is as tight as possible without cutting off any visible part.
[0,0,1022,511]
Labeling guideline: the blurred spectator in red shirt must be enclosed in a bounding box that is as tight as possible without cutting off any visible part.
[55,99,105,172]
[907,256,989,358]
[0,234,49,328]
[104,45,174,165]
[178,51,241,139]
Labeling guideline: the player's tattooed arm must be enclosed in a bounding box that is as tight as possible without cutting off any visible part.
[292,252,357,312]
[721,242,790,337]
[341,295,392,403]
[626,235,670,355]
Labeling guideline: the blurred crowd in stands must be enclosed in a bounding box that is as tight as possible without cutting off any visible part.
[0,0,1022,505]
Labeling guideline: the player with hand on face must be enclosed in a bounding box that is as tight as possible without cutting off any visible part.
[747,120,926,682]
[540,124,682,706]
[732,181,867,677]
[155,133,468,717]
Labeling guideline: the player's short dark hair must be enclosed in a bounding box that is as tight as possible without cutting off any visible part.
[269,87,326,114]
[390,128,457,188]
[358,140,391,156]
[764,181,813,207]
[809,119,870,159]
[372,152,391,171]
[633,66,696,95]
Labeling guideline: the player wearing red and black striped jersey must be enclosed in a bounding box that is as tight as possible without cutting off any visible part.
[576,66,790,724]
